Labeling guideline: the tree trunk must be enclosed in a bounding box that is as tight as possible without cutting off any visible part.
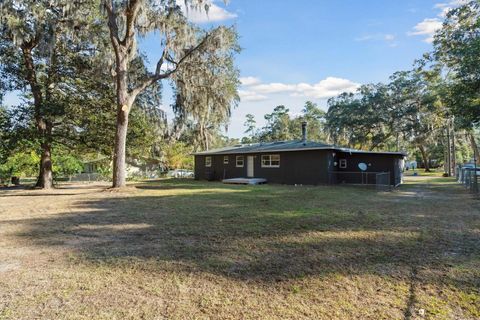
[470,132,479,164]
[22,45,54,189]
[199,124,209,151]
[112,108,129,188]
[105,0,206,187]
[396,133,400,152]
[36,140,53,189]
[112,60,130,188]
[419,145,430,172]
[204,125,210,151]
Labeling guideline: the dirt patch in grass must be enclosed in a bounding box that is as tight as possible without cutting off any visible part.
[0,177,479,319]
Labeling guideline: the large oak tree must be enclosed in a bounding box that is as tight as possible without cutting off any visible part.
[432,0,480,159]
[0,0,101,188]
[102,0,238,187]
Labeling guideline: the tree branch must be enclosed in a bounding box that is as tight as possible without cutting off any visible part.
[166,32,211,72]
[129,32,212,101]
[122,0,141,47]
[21,45,46,132]
[155,43,170,75]
[104,0,121,53]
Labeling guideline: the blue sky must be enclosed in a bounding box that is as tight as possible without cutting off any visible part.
[169,0,460,138]
[3,0,461,138]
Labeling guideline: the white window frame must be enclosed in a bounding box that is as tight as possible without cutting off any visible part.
[236,155,244,167]
[261,154,280,168]
[205,156,212,167]
[339,159,347,169]
[223,156,229,165]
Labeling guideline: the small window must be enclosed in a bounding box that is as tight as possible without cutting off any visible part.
[236,156,244,167]
[261,154,280,168]
[223,156,229,164]
[339,159,347,169]
[205,156,212,167]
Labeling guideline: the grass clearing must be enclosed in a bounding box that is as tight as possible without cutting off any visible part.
[0,176,479,319]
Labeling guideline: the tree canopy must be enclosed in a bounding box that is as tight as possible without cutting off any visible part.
[0,0,240,187]
[1,0,479,184]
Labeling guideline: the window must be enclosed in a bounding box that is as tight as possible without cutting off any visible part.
[223,156,229,164]
[205,156,212,167]
[236,156,244,167]
[339,159,347,169]
[261,154,280,168]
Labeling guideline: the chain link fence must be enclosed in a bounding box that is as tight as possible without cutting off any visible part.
[68,173,108,182]
[375,172,392,191]
[457,166,479,195]
[328,171,391,191]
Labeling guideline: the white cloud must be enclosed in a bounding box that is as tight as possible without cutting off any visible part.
[289,77,360,99]
[232,76,360,138]
[408,18,442,43]
[239,76,360,101]
[238,89,268,102]
[409,0,467,43]
[179,0,237,24]
[384,34,395,41]
[355,35,374,42]
[355,33,395,42]
[251,82,296,94]
[435,0,468,17]
[355,33,397,46]
[159,60,175,73]
[434,0,467,10]
[239,76,261,86]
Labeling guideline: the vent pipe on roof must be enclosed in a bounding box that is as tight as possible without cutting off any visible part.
[301,121,307,145]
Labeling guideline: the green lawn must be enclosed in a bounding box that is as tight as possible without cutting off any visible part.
[0,176,479,319]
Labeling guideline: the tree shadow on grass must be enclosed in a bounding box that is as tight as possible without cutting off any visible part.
[11,180,480,303]
[0,182,109,197]
[0,193,83,197]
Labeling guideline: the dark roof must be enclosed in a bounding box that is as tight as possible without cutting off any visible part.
[193,140,406,156]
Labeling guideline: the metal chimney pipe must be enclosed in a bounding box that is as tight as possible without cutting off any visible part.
[301,121,307,144]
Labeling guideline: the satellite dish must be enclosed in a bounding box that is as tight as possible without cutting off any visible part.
[358,162,368,171]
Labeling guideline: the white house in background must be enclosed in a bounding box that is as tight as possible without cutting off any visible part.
[81,157,161,179]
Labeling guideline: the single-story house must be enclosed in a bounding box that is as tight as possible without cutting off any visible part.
[193,123,405,187]
[82,157,161,179]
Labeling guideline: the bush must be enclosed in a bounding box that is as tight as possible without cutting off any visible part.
[53,155,83,178]
[0,151,40,183]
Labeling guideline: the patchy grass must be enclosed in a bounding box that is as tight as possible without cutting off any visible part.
[0,176,479,319]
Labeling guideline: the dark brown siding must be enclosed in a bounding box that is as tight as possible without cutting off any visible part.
[195,150,403,186]
[195,150,331,185]
[333,152,403,185]
[194,154,246,181]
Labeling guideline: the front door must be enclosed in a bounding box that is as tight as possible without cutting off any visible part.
[247,156,254,177]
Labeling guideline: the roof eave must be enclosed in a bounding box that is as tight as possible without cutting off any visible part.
[193,147,406,157]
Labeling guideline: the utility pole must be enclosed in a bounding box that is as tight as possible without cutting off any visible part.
[446,118,452,176]
[451,116,456,176]
[473,133,478,193]
[474,146,478,193]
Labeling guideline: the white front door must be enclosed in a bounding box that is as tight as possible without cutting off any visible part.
[247,156,254,177]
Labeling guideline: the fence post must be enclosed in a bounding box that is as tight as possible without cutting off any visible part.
[474,171,478,194]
